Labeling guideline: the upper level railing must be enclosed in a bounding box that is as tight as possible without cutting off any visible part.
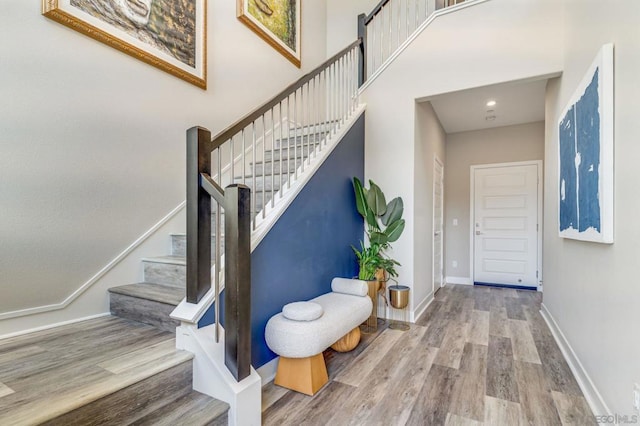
[359,0,457,82]
[185,39,363,382]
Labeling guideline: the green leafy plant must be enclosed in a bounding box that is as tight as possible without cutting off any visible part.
[351,242,401,281]
[351,177,405,281]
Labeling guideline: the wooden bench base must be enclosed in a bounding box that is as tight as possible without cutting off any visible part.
[274,354,329,396]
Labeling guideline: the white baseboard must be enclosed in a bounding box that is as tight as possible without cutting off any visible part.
[411,292,434,323]
[540,303,610,416]
[257,357,279,385]
[446,276,473,285]
[0,312,111,340]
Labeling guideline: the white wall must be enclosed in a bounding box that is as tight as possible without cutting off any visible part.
[360,0,563,316]
[543,0,640,414]
[0,0,326,331]
[326,0,378,56]
[413,101,446,315]
[444,122,545,281]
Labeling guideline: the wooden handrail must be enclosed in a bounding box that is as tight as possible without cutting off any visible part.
[210,39,363,148]
[364,0,393,25]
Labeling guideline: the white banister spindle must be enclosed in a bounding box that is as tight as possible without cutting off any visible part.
[261,115,266,219]
[278,102,283,198]
[397,0,401,52]
[406,0,410,44]
[286,97,292,189]
[252,121,256,229]
[388,3,393,59]
[270,109,275,208]
[312,76,317,159]
[230,137,234,186]
[241,129,246,186]
[380,7,385,64]
[305,83,310,166]
[293,91,298,180]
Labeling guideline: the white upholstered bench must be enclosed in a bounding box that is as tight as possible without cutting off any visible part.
[265,278,372,395]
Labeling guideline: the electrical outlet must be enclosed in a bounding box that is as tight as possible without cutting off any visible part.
[634,383,640,412]
[452,261,458,268]
[453,218,458,226]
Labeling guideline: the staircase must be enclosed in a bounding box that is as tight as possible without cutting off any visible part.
[107,125,327,332]
[0,128,328,425]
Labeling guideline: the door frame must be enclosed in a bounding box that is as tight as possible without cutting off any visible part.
[469,160,543,291]
[433,155,444,293]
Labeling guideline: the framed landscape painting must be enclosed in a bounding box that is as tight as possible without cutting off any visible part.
[237,0,301,67]
[42,0,207,89]
[558,43,614,243]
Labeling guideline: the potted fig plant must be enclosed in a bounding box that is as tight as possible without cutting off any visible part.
[351,177,405,330]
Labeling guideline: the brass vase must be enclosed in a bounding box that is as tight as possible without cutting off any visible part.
[361,279,380,334]
[388,285,410,330]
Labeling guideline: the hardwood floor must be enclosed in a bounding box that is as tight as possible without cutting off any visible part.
[262,285,596,426]
[0,316,194,424]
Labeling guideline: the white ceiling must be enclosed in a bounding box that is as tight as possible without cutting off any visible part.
[424,79,548,134]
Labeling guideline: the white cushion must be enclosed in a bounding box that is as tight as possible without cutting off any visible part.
[282,301,324,321]
[331,277,368,297]
[265,292,372,358]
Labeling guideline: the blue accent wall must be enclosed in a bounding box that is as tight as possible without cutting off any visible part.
[199,114,365,368]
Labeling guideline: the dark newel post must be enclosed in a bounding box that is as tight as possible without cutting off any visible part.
[357,13,367,87]
[186,127,212,304]
[224,184,252,382]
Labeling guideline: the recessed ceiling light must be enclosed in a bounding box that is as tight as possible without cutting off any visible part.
[486,100,497,107]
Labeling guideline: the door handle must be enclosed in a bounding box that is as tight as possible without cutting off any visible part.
[434,231,441,236]
[476,231,483,235]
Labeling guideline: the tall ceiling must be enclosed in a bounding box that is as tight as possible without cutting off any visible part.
[424,79,548,134]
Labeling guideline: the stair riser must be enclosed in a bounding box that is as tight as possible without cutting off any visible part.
[264,144,318,161]
[275,132,327,148]
[110,293,181,333]
[252,158,303,176]
[171,235,225,258]
[234,174,290,192]
[44,360,193,425]
[143,261,184,288]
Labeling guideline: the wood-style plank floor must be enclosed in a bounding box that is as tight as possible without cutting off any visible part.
[262,284,596,425]
[0,316,188,424]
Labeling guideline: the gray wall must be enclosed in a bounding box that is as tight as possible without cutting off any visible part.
[0,1,327,320]
[543,0,640,413]
[360,0,563,318]
[413,101,446,314]
[444,122,545,280]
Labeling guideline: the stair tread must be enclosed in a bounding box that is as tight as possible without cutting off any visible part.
[142,255,186,265]
[109,282,185,306]
[0,316,192,425]
[131,390,229,426]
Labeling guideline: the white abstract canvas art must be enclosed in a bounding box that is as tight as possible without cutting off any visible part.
[558,43,614,243]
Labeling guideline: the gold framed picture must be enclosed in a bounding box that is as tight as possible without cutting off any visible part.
[42,0,207,89]
[237,0,301,68]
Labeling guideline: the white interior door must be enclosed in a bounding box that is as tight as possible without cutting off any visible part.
[433,157,444,291]
[473,163,539,287]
